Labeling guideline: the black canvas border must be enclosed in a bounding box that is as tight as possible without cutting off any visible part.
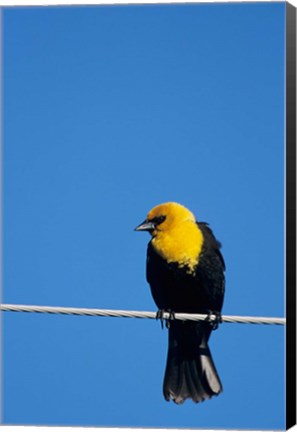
[286,2,296,430]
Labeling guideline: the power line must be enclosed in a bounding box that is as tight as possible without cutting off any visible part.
[0,303,286,326]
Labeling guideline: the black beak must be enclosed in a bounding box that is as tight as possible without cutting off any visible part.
[134,220,155,232]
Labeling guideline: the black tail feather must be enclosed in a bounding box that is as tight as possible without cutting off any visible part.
[163,320,222,404]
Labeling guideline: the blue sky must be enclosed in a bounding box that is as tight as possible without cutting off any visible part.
[2,3,286,429]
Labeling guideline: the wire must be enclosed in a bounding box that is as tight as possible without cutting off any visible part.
[0,303,286,325]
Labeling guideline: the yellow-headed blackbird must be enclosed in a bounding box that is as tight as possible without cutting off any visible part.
[135,202,225,404]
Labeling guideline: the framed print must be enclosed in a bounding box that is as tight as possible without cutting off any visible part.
[1,1,296,431]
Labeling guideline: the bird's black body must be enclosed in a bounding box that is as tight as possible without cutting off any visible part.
[147,223,225,314]
[146,222,225,403]
[136,203,226,404]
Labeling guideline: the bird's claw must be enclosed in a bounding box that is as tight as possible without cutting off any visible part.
[156,309,165,329]
[165,310,175,328]
[156,309,175,329]
[205,310,222,330]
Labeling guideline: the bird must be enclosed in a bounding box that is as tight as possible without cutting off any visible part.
[135,202,225,404]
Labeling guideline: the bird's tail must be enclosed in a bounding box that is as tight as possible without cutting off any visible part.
[163,320,222,404]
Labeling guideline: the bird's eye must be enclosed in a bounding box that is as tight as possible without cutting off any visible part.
[150,215,166,226]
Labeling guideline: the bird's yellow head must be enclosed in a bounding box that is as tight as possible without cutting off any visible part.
[135,202,204,272]
[135,202,196,235]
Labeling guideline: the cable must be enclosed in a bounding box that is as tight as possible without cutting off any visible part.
[0,303,286,325]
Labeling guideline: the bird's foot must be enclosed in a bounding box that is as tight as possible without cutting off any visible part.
[165,310,175,329]
[156,309,166,329]
[205,310,222,330]
[156,309,175,329]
